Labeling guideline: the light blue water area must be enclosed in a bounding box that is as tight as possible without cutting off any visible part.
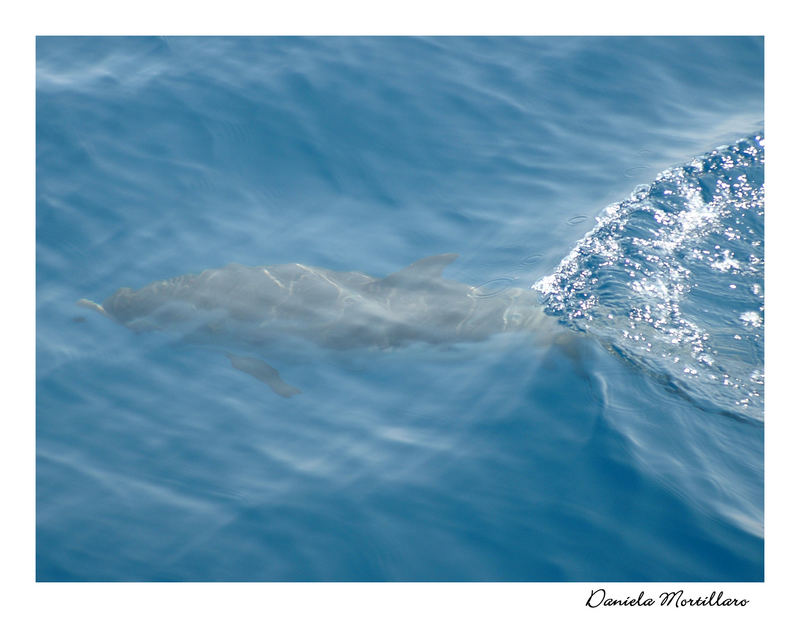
[36,36,764,581]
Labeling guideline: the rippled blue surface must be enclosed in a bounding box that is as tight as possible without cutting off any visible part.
[36,36,764,581]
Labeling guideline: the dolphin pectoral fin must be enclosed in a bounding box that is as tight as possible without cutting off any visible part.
[547,331,589,377]
[225,353,301,398]
[266,377,302,398]
[548,332,607,408]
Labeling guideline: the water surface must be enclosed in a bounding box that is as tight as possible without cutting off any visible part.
[36,36,764,581]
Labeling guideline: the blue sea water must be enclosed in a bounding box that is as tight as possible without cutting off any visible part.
[36,36,764,582]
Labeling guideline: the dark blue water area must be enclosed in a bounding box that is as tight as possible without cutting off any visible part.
[36,37,764,581]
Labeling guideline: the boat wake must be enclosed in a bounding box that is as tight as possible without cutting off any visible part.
[535,135,764,422]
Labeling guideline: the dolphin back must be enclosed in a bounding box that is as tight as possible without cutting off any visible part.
[82,255,553,349]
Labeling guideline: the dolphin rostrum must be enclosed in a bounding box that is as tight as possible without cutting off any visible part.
[78,254,564,396]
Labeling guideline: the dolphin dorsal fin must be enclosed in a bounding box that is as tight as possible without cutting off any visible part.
[381,253,458,285]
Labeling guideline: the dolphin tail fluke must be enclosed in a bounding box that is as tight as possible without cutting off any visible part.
[225,353,301,398]
[76,298,108,317]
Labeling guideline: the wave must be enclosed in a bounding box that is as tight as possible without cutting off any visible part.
[535,135,764,422]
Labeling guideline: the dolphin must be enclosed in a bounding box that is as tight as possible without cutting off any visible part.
[78,254,566,396]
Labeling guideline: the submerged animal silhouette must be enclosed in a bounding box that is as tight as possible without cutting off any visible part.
[78,254,564,396]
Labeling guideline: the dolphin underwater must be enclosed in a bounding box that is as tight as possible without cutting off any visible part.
[78,254,567,396]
